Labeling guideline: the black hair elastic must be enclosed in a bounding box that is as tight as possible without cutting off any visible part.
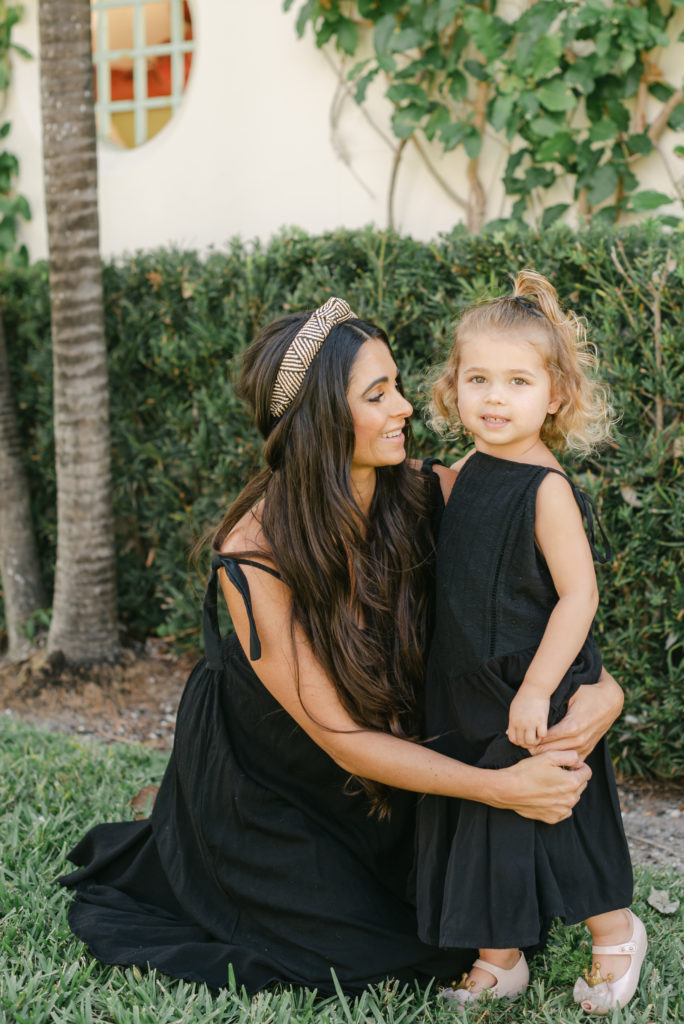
[512,295,545,319]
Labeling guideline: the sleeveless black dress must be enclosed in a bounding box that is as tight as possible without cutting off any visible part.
[59,548,472,994]
[415,451,633,951]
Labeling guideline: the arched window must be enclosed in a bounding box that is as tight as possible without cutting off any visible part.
[91,0,194,148]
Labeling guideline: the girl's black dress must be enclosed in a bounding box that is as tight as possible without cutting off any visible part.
[59,546,470,994]
[415,452,633,951]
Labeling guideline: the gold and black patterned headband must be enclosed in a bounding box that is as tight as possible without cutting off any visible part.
[269,297,357,418]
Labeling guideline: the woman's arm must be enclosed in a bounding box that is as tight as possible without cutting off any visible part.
[219,560,591,825]
[532,669,624,761]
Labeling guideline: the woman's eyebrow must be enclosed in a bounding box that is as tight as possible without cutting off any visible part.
[361,376,389,396]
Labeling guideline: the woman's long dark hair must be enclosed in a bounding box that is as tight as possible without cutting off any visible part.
[212,312,436,816]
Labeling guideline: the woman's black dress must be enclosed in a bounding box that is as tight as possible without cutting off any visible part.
[415,451,633,951]
[59,551,470,994]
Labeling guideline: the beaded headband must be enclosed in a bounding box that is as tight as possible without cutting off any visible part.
[269,296,357,418]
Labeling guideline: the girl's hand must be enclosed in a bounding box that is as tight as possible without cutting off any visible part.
[530,670,623,761]
[507,688,550,748]
[491,749,591,824]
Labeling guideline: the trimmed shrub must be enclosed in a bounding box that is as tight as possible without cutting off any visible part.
[2,224,682,779]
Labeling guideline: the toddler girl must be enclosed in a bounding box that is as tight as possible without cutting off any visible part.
[415,270,646,1015]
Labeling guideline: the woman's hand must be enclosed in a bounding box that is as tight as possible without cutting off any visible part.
[488,749,592,824]
[530,669,623,761]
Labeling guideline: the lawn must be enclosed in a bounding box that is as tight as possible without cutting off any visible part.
[1,715,682,1024]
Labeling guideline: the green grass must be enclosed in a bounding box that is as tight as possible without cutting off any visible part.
[1,715,682,1024]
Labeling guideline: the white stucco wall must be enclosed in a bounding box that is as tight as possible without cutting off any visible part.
[8,1,684,261]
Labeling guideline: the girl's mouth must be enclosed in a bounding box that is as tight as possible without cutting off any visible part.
[380,428,404,439]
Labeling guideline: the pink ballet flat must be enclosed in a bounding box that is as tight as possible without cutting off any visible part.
[444,951,529,1004]
[572,909,647,1015]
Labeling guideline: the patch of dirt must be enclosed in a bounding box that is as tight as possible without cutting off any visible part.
[0,641,194,750]
[1,645,682,874]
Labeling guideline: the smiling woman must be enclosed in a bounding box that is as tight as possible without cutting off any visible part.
[347,336,414,504]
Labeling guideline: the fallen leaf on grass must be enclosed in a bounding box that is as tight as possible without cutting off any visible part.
[129,784,159,819]
[647,887,680,914]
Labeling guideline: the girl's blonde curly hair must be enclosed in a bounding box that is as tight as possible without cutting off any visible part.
[430,269,615,457]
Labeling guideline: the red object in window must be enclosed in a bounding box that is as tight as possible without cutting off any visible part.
[94,5,193,103]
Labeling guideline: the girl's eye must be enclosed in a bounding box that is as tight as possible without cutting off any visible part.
[512,377,529,386]
[367,391,384,404]
[469,375,486,384]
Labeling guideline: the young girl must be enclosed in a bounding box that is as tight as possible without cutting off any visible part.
[415,270,646,1015]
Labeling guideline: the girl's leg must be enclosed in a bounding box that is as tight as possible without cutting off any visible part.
[466,948,521,993]
[574,908,647,1014]
[584,909,635,982]
[445,947,529,1003]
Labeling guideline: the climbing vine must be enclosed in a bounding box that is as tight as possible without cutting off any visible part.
[285,0,684,231]
[0,2,31,263]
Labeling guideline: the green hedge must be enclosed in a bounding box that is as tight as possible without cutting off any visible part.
[2,224,682,779]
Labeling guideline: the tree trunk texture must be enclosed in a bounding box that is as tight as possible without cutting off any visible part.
[39,0,119,663]
[0,317,46,659]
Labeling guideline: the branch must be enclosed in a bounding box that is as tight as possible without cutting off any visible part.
[410,135,469,211]
[648,88,683,144]
[387,136,409,229]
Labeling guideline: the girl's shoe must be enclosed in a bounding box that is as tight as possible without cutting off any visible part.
[444,952,529,1004]
[572,910,647,1015]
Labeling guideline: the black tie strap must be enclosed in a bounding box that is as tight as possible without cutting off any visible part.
[202,555,282,669]
[572,488,613,564]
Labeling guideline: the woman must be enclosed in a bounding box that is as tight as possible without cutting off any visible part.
[60,299,622,995]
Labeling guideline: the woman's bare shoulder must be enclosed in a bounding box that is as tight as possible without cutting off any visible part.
[219,500,273,562]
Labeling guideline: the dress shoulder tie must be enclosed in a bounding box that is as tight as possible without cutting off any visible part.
[202,554,282,669]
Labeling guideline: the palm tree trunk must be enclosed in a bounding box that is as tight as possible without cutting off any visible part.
[0,316,46,659]
[39,0,119,663]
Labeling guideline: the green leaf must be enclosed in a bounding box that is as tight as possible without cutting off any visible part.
[541,203,570,229]
[630,190,673,212]
[336,17,358,56]
[565,58,598,95]
[591,203,619,226]
[626,133,654,157]
[518,91,540,118]
[490,94,516,133]
[464,59,489,83]
[391,103,424,139]
[668,103,684,131]
[374,13,396,56]
[13,195,31,221]
[517,0,563,38]
[586,162,619,205]
[589,118,619,143]
[538,79,576,112]
[529,116,561,139]
[536,131,575,161]
[531,35,563,80]
[386,83,428,106]
[606,101,630,132]
[390,27,424,51]
[294,0,314,39]
[424,103,451,142]
[464,8,506,63]
[440,121,468,152]
[464,126,482,160]
[437,0,461,32]
[447,70,468,103]
[354,67,378,104]
[525,165,555,189]
[649,81,675,103]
